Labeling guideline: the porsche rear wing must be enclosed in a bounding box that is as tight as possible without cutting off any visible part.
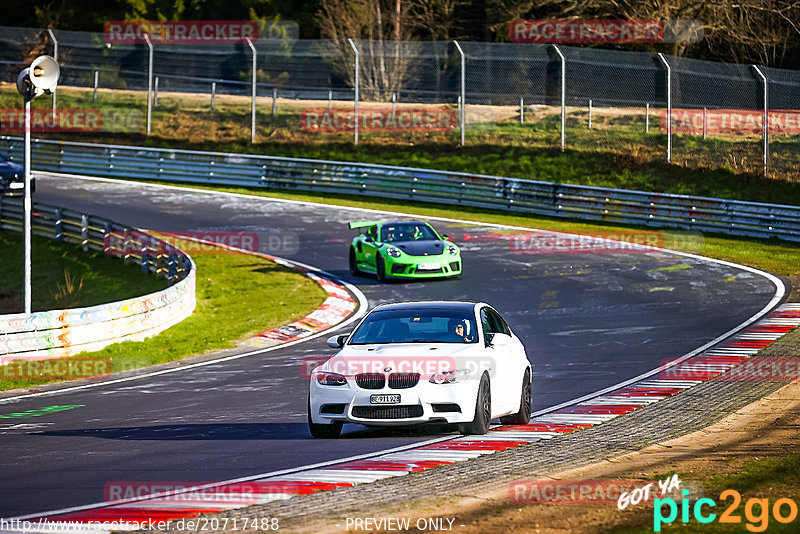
[348,221,380,230]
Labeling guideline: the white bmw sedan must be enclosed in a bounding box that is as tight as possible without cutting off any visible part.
[308,301,531,438]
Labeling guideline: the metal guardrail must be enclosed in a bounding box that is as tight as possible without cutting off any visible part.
[2,136,800,243]
[0,196,196,360]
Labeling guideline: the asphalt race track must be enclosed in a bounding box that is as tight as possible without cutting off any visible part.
[0,174,782,518]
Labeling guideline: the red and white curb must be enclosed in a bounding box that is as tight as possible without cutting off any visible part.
[157,233,358,347]
[10,303,799,533]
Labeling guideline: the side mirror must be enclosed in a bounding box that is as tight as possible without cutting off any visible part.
[486,333,512,347]
[326,334,348,349]
[364,235,374,242]
[442,234,452,241]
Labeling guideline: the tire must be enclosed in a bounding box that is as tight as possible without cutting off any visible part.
[500,369,532,425]
[307,399,343,439]
[459,373,491,435]
[375,254,387,283]
[349,247,361,276]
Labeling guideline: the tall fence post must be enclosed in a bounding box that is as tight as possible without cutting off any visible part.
[520,96,524,124]
[246,37,257,143]
[328,89,333,112]
[553,45,566,152]
[93,71,99,101]
[703,107,707,139]
[347,38,359,145]
[144,33,153,136]
[154,76,159,107]
[588,99,592,129]
[392,91,397,119]
[646,103,650,133]
[211,82,216,109]
[453,40,466,147]
[272,87,277,116]
[752,65,769,176]
[47,29,57,118]
[657,53,671,162]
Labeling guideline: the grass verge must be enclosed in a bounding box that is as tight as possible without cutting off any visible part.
[0,231,168,314]
[3,85,799,205]
[0,237,327,391]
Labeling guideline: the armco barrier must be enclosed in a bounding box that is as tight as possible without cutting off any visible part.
[0,197,195,361]
[2,136,798,243]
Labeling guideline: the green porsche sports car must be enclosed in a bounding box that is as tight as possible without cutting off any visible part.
[348,220,462,281]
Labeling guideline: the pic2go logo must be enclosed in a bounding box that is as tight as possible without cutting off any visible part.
[654,489,798,532]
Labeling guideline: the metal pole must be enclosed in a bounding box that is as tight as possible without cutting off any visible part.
[657,53,671,162]
[553,45,566,151]
[93,71,98,101]
[703,107,707,139]
[392,91,397,119]
[753,65,768,175]
[588,99,592,129]
[246,37,256,143]
[154,76,159,107]
[520,96,524,124]
[328,89,333,112]
[23,98,32,314]
[144,33,153,136]
[453,40,465,146]
[272,87,277,116]
[211,82,216,110]
[347,38,359,145]
[646,102,650,133]
[47,29,57,118]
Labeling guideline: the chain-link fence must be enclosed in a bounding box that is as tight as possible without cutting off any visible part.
[1,25,798,179]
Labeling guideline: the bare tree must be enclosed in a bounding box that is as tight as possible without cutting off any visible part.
[491,0,800,67]
[411,0,462,41]
[317,0,424,100]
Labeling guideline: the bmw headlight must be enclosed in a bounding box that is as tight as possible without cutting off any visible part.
[447,245,459,255]
[386,247,401,258]
[316,371,347,386]
[429,369,470,384]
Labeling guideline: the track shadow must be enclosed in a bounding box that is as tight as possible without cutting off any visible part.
[36,422,459,441]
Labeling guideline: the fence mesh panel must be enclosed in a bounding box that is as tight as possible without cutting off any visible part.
[0,25,798,180]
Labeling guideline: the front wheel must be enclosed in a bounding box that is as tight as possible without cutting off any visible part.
[459,373,491,435]
[500,369,532,425]
[375,254,387,283]
[308,400,343,438]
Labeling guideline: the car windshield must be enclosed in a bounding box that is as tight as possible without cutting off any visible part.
[349,309,478,344]
[380,223,438,243]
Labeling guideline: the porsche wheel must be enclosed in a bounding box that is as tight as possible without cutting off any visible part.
[500,369,531,425]
[459,373,491,435]
[349,247,361,276]
[376,254,387,283]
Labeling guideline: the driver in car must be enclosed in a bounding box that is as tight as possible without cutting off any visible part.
[448,319,474,342]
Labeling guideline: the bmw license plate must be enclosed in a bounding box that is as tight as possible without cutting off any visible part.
[370,394,400,404]
[417,263,440,270]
